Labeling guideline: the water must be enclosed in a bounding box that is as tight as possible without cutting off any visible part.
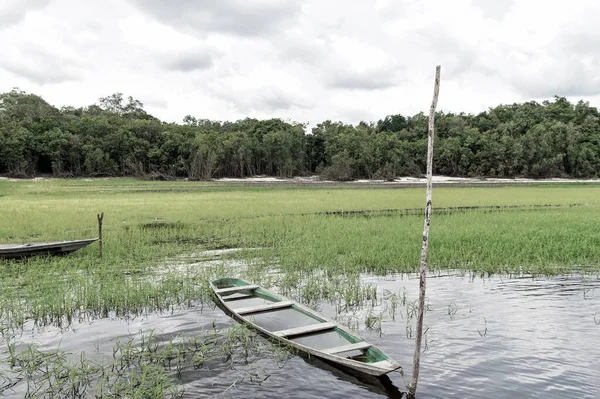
[2,271,600,398]
[372,272,600,398]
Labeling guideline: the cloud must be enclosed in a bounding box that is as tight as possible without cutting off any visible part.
[216,85,315,114]
[2,0,600,128]
[327,68,400,90]
[337,107,378,124]
[489,4,600,99]
[0,0,51,27]
[161,50,216,72]
[319,35,405,91]
[471,0,514,19]
[258,89,313,111]
[0,44,83,85]
[505,42,600,98]
[141,96,168,109]
[128,0,302,37]
[0,61,80,85]
[275,32,329,65]
[207,66,316,115]
[373,0,600,101]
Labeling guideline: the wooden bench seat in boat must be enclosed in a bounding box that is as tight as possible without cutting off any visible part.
[321,341,372,355]
[273,322,336,338]
[214,284,259,295]
[236,300,294,315]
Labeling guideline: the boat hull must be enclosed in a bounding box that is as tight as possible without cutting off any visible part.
[210,278,402,378]
[0,238,98,259]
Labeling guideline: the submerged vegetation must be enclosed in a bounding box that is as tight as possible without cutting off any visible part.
[1,179,600,396]
[2,325,292,398]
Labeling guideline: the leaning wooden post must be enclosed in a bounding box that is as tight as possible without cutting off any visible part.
[97,212,104,258]
[407,65,441,398]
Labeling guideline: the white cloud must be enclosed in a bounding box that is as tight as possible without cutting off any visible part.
[1,0,600,126]
[207,66,316,115]
[128,0,302,37]
[0,0,51,27]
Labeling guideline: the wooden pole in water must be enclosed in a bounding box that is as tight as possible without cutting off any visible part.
[407,65,441,398]
[97,212,104,258]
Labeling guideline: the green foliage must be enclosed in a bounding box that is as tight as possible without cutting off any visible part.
[1,91,600,179]
[320,151,354,181]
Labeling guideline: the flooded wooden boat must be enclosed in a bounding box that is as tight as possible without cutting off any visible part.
[0,238,98,259]
[210,277,402,378]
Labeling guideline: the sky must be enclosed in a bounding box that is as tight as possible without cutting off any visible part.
[1,0,599,126]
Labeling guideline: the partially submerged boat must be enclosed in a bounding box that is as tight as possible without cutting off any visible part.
[0,238,98,259]
[210,277,402,378]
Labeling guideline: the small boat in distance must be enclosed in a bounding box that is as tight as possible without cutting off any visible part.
[210,277,402,378]
[0,238,98,259]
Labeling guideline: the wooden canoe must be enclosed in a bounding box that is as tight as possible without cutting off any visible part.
[0,238,98,259]
[210,277,402,378]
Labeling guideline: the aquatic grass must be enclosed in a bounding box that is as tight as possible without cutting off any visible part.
[447,302,458,319]
[1,204,599,333]
[3,179,600,279]
[3,179,600,229]
[273,271,381,313]
[238,205,600,276]
[0,258,217,331]
[265,269,418,338]
[384,289,400,321]
[2,179,600,394]
[478,317,489,337]
[1,325,289,398]
[364,310,384,336]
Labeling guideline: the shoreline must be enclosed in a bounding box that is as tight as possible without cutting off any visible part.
[2,175,600,186]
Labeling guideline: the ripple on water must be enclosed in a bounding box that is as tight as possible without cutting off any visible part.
[2,272,600,398]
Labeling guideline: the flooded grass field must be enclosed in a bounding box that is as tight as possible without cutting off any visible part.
[1,179,600,397]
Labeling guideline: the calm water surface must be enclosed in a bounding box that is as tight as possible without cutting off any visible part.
[3,271,600,398]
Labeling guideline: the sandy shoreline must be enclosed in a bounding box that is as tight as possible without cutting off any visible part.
[218,175,600,185]
[2,175,600,185]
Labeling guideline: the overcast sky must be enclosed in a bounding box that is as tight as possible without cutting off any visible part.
[1,0,599,125]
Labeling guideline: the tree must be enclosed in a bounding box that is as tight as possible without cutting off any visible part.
[38,128,82,176]
[1,89,599,180]
[0,125,35,176]
[376,114,407,133]
[0,89,58,125]
[97,93,147,117]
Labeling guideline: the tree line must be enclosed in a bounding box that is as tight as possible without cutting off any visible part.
[1,89,599,180]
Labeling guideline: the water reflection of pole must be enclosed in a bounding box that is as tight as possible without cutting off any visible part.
[407,65,441,398]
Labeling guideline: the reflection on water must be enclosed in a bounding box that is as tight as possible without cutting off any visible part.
[2,272,600,398]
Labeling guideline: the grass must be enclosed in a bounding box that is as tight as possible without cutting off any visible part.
[1,178,600,396]
[1,178,600,331]
[260,206,600,275]
[2,325,291,398]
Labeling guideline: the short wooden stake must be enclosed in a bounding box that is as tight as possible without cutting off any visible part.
[97,212,104,258]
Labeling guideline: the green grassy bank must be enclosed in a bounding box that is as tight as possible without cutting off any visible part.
[1,178,599,331]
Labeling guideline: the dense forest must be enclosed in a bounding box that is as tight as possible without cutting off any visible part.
[1,89,599,180]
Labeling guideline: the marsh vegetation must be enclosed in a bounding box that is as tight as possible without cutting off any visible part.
[1,179,599,397]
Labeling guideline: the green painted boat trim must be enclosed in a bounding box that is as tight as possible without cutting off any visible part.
[210,277,402,377]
